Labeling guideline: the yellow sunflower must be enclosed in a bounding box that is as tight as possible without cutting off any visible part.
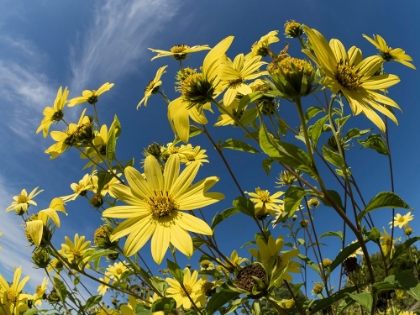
[390,212,413,229]
[36,86,69,138]
[249,235,300,282]
[32,277,48,307]
[166,268,206,309]
[105,261,129,281]
[61,172,96,201]
[5,187,43,215]
[303,26,401,132]
[363,34,416,70]
[26,197,67,246]
[0,266,32,315]
[246,187,284,217]
[103,154,224,264]
[97,276,111,296]
[168,36,234,143]
[246,30,279,59]
[380,227,396,258]
[137,65,168,108]
[149,44,211,61]
[61,234,91,267]
[68,82,114,107]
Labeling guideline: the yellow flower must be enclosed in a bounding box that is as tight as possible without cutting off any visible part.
[246,31,279,59]
[61,234,91,267]
[149,44,211,61]
[166,268,206,309]
[180,145,209,166]
[218,54,267,106]
[97,276,111,296]
[103,154,224,264]
[45,108,92,159]
[303,26,401,132]
[0,266,32,315]
[36,86,69,138]
[137,66,168,108]
[216,250,248,274]
[380,227,396,258]
[347,240,364,258]
[246,187,284,217]
[32,277,48,306]
[61,173,96,201]
[26,198,67,246]
[80,124,113,170]
[105,261,129,281]
[168,36,234,143]
[390,212,414,229]
[5,187,43,215]
[363,34,416,70]
[68,82,114,107]
[200,259,215,271]
[249,235,300,282]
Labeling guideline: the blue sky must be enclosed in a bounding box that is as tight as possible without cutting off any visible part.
[0,0,419,296]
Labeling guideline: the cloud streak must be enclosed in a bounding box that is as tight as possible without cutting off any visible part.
[70,0,181,91]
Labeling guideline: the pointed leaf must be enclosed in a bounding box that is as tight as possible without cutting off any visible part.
[221,139,259,153]
[358,134,389,155]
[211,207,240,229]
[346,292,372,312]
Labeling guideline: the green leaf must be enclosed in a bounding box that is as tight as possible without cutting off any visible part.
[240,107,258,126]
[310,115,328,147]
[327,240,367,276]
[207,284,241,315]
[284,186,307,217]
[252,299,262,315]
[53,277,67,302]
[408,282,420,301]
[221,138,259,153]
[261,158,274,175]
[211,207,240,229]
[384,271,418,289]
[106,127,117,165]
[96,170,114,194]
[310,286,358,315]
[389,236,420,268]
[305,106,323,122]
[320,231,344,240]
[298,254,320,274]
[335,115,351,128]
[166,259,184,283]
[346,292,372,312]
[238,91,263,111]
[135,304,151,315]
[358,192,412,223]
[233,196,255,217]
[322,145,345,168]
[358,134,389,155]
[84,248,118,263]
[259,124,317,178]
[337,298,355,315]
[109,114,122,138]
[151,297,177,312]
[320,190,344,210]
[344,128,371,141]
[84,295,102,310]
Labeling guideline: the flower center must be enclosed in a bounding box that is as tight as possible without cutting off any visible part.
[227,78,243,86]
[180,284,192,297]
[145,80,159,94]
[17,194,29,204]
[148,191,178,218]
[5,290,17,304]
[397,217,405,223]
[335,61,361,90]
[86,90,98,104]
[171,45,190,60]
[73,250,82,259]
[52,110,64,121]
[256,190,270,203]
[116,267,123,275]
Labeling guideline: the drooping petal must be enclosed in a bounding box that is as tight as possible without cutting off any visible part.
[151,225,170,264]
[26,220,44,246]
[169,224,193,257]
[175,212,213,235]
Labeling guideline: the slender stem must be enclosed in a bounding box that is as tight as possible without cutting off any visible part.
[384,118,396,243]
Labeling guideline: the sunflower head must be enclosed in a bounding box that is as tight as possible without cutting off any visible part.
[90,193,104,208]
[284,20,303,38]
[312,283,323,295]
[32,248,52,268]
[181,73,215,107]
[94,225,116,249]
[170,44,191,60]
[405,227,413,236]
[145,142,162,159]
[269,56,316,99]
[235,263,267,298]
[276,170,296,186]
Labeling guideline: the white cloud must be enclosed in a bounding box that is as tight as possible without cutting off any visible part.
[0,59,55,143]
[0,177,46,289]
[70,0,181,91]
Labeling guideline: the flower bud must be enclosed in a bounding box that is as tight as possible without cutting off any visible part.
[94,225,116,249]
[32,248,52,268]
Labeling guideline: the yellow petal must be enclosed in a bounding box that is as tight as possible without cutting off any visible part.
[151,225,170,264]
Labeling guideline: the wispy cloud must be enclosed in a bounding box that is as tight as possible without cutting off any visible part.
[70,0,181,91]
[0,177,46,288]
